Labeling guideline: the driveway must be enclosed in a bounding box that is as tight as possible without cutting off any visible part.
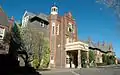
[39,65,120,75]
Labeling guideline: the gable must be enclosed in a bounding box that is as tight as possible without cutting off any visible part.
[30,16,49,25]
[0,7,9,26]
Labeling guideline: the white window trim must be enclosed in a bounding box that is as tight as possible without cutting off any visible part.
[68,22,73,32]
[52,22,55,35]
[42,22,44,27]
[57,24,59,35]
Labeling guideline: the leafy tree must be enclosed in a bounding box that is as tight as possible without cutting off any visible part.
[40,40,50,68]
[107,55,115,65]
[81,51,87,68]
[89,50,95,63]
[19,26,50,68]
[102,54,116,65]
[20,26,35,65]
[13,22,50,68]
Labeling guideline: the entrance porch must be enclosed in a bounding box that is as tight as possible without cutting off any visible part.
[65,41,89,68]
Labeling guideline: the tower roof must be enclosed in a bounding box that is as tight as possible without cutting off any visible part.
[52,2,58,7]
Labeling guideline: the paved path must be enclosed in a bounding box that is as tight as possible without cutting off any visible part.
[39,65,120,75]
[40,69,79,75]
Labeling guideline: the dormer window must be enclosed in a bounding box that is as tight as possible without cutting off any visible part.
[40,21,44,27]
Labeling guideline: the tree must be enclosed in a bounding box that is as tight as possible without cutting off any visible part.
[39,39,50,68]
[19,26,50,69]
[89,50,95,63]
[81,51,87,68]
[20,26,35,65]
[102,54,116,65]
[96,0,120,19]
[89,50,95,67]
[107,55,116,65]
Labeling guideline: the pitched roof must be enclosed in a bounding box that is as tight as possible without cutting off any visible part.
[26,11,36,17]
[24,11,48,22]
[37,13,48,21]
[96,44,110,52]
[82,39,114,52]
[82,40,96,48]
[0,6,9,26]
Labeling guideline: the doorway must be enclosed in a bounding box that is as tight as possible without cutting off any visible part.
[66,50,78,68]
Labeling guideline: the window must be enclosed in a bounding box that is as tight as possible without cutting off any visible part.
[40,22,44,27]
[0,28,4,34]
[52,26,55,35]
[25,16,29,22]
[24,16,29,26]
[68,22,73,32]
[69,28,72,32]
[41,23,45,27]
[97,58,100,62]
[54,8,56,11]
[52,22,55,35]
[56,24,59,35]
[51,56,54,60]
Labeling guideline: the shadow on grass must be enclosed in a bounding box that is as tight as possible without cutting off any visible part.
[0,54,41,75]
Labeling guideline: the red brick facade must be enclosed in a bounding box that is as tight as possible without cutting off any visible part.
[49,8,78,68]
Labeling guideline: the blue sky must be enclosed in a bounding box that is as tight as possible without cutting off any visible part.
[1,0,120,57]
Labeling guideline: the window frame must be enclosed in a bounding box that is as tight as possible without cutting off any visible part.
[56,24,59,35]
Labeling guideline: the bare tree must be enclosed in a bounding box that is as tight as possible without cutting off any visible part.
[96,0,120,35]
[96,0,120,19]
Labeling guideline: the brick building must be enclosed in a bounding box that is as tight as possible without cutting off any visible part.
[21,5,89,68]
[48,5,88,68]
